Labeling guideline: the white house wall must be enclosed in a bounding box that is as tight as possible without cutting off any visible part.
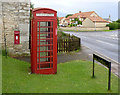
[82,18,95,27]
[95,22,108,27]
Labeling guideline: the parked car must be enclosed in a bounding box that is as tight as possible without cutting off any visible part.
[77,24,82,27]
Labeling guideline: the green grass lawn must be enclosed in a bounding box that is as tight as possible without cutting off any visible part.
[2,56,118,93]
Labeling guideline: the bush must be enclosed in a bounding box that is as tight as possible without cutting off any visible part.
[73,24,75,27]
[107,22,119,30]
[116,19,120,23]
[2,50,7,56]
[70,24,73,27]
[78,21,82,25]
[69,24,77,27]
[57,31,67,38]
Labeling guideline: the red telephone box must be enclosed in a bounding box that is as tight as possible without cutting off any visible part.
[14,31,20,44]
[31,8,57,74]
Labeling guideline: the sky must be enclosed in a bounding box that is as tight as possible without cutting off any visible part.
[31,0,119,21]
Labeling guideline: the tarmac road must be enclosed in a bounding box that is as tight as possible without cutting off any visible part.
[63,30,119,63]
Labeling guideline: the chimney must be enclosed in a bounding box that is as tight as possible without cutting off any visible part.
[79,11,81,13]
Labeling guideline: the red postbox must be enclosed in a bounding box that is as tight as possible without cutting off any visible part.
[14,31,20,44]
[31,8,57,74]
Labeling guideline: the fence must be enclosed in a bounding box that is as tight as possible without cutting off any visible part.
[57,36,81,53]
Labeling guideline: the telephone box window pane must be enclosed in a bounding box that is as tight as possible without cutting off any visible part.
[51,63,53,68]
[40,22,52,27]
[37,58,39,63]
[51,57,53,61]
[40,41,48,45]
[37,22,39,27]
[40,52,48,57]
[40,46,48,51]
[51,22,53,26]
[40,63,51,69]
[40,36,47,39]
[48,22,51,26]
[37,35,39,39]
[40,33,48,37]
[40,46,53,51]
[40,39,53,44]
[37,40,39,45]
[40,22,48,26]
[37,64,39,69]
[40,28,48,32]
[40,33,48,39]
[40,58,48,62]
[37,52,39,57]
[37,28,39,32]
[51,28,53,32]
[37,47,39,51]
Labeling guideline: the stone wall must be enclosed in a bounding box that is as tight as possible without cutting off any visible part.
[60,27,109,31]
[0,1,3,50]
[0,0,30,55]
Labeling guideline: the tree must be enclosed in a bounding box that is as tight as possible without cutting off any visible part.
[72,18,82,25]
[57,17,59,27]
[65,14,73,18]
[30,3,34,20]
[116,19,120,23]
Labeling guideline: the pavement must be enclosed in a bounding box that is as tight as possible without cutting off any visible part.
[14,45,119,78]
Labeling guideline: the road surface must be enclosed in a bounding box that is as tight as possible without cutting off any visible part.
[63,30,119,63]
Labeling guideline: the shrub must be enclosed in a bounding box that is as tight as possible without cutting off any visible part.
[107,22,119,30]
[70,24,73,27]
[73,24,75,26]
[78,21,82,25]
[116,19,120,23]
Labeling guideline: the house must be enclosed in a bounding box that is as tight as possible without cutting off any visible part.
[61,11,110,27]
[82,16,110,28]
[58,17,65,26]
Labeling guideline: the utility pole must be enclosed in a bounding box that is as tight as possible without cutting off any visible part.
[94,16,96,32]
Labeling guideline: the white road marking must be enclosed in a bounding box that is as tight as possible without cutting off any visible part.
[96,40,115,46]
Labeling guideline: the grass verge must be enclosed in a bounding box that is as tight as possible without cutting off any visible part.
[2,56,118,93]
[60,28,118,32]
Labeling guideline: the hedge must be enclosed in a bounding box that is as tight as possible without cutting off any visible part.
[107,22,120,30]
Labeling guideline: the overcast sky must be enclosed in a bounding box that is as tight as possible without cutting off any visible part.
[31,0,119,21]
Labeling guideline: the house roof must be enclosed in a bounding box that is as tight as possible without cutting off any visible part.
[66,11,110,23]
[67,11,95,19]
[58,17,65,21]
[88,16,110,23]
